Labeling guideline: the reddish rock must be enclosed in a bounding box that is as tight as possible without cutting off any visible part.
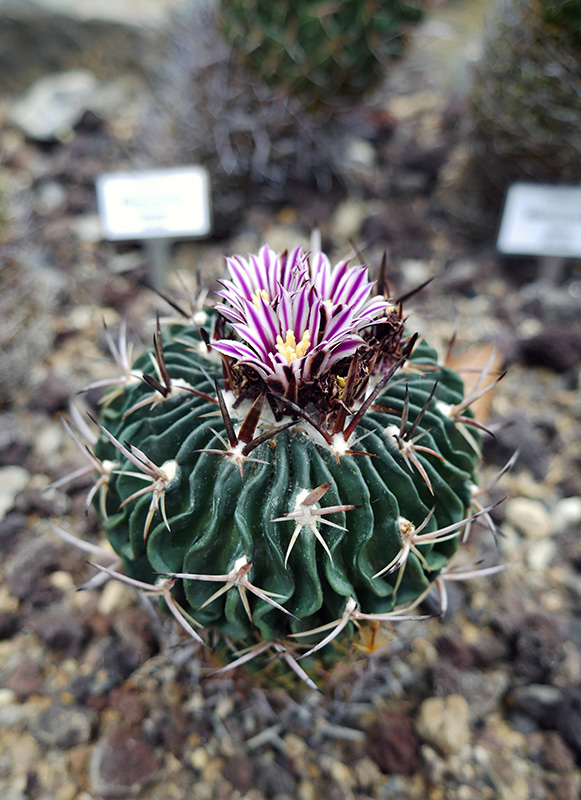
[108,688,146,725]
[513,613,566,683]
[223,757,254,793]
[89,728,159,798]
[436,634,476,670]
[5,660,45,698]
[367,710,419,775]
[141,706,192,757]
[31,606,88,655]
[540,731,576,773]
[555,777,580,800]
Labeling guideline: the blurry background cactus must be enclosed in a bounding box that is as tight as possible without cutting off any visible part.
[143,0,424,223]
[67,246,503,686]
[438,0,581,237]
[219,0,423,111]
[541,0,581,46]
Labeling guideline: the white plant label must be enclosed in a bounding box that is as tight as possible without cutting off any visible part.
[497,183,581,258]
[96,166,212,241]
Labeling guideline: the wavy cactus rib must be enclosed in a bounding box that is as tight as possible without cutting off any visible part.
[77,246,503,685]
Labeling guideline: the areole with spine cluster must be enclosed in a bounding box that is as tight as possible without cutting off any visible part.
[61,246,505,687]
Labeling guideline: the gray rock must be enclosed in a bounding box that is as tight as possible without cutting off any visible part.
[512,613,566,683]
[0,414,31,467]
[9,70,99,140]
[6,537,58,600]
[34,181,68,215]
[458,670,511,723]
[550,689,581,757]
[482,412,549,480]
[254,759,298,798]
[507,684,562,725]
[32,703,95,749]
[30,607,88,656]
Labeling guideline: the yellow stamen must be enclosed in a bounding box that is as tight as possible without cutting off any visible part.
[335,375,347,398]
[275,329,311,365]
[252,289,269,306]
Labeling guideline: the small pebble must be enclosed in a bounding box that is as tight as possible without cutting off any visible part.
[367,710,419,775]
[0,688,17,706]
[223,757,254,793]
[504,497,552,539]
[321,756,355,788]
[0,466,30,520]
[526,537,557,570]
[353,756,382,793]
[415,695,471,756]
[553,496,581,534]
[189,747,209,771]
[97,579,134,615]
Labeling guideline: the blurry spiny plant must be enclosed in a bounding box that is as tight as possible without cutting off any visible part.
[541,0,581,46]
[219,0,423,112]
[53,246,512,689]
[438,0,581,237]
[143,0,424,223]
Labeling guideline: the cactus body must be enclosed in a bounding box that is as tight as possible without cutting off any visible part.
[83,247,492,683]
[219,0,423,110]
[145,0,423,222]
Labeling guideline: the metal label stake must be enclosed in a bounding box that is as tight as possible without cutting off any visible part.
[96,166,212,289]
[497,182,581,287]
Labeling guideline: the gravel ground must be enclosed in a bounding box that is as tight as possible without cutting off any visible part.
[1,7,580,799]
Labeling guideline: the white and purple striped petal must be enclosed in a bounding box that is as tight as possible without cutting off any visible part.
[212,246,392,390]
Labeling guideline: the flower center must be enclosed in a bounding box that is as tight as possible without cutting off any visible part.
[251,289,269,306]
[276,329,311,365]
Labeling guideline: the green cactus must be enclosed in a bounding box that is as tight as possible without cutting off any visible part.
[219,0,424,110]
[62,247,504,687]
[541,0,581,47]
[439,0,581,237]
